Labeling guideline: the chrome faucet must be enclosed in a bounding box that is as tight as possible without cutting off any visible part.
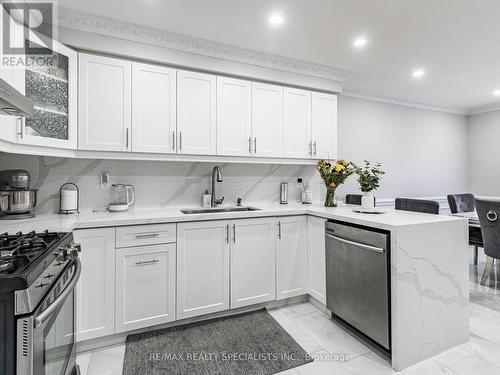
[211,166,224,207]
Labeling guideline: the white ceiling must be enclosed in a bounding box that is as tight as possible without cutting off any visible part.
[58,0,500,113]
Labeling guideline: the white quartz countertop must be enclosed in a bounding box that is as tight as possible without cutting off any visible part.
[0,203,466,233]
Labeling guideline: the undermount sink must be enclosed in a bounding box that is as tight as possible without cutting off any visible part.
[181,206,261,214]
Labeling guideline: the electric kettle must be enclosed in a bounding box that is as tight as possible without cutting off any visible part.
[109,184,135,212]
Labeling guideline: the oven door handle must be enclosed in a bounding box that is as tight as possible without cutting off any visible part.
[34,257,81,328]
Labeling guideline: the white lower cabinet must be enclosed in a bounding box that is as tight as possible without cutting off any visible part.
[276,216,309,299]
[115,243,176,332]
[230,218,276,308]
[73,228,116,342]
[176,221,230,319]
[307,217,327,303]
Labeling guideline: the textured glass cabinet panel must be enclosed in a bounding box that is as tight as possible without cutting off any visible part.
[24,41,69,140]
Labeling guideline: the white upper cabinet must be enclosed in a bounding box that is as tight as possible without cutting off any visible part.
[276,216,309,300]
[131,63,176,154]
[0,20,78,149]
[78,54,131,152]
[312,92,337,159]
[177,70,216,155]
[230,218,276,308]
[283,88,312,159]
[216,76,252,156]
[251,82,283,157]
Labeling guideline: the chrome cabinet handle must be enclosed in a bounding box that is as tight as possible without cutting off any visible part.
[17,117,24,139]
[277,221,282,239]
[125,128,129,149]
[179,131,182,151]
[325,232,385,253]
[254,137,257,154]
[226,224,229,243]
[135,259,160,265]
[172,131,176,151]
[248,137,252,154]
[134,233,160,239]
[308,141,312,156]
[313,141,317,156]
[232,224,236,243]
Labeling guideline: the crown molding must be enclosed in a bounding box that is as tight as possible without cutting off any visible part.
[57,8,353,83]
[467,102,500,116]
[341,86,469,115]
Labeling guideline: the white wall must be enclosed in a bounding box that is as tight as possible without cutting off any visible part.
[468,109,500,195]
[336,96,469,200]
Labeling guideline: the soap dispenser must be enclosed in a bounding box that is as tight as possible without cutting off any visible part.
[202,189,211,208]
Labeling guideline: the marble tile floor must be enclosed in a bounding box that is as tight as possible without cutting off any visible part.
[78,248,500,375]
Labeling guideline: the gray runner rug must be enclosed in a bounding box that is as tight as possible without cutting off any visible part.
[123,309,313,375]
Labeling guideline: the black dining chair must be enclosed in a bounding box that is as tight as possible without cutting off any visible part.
[345,194,376,206]
[345,194,362,205]
[448,193,483,265]
[475,198,500,285]
[395,198,440,215]
[447,193,475,214]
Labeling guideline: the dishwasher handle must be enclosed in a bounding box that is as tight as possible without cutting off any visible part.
[326,231,385,253]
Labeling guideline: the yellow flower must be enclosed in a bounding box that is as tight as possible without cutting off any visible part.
[334,164,345,172]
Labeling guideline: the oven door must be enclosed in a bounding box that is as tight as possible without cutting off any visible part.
[17,258,82,375]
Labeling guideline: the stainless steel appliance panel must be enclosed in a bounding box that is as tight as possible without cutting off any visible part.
[325,221,390,350]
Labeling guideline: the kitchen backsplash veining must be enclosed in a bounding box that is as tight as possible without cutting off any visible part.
[0,152,324,214]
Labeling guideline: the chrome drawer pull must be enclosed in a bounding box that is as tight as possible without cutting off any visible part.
[326,232,385,253]
[134,233,160,239]
[135,259,159,265]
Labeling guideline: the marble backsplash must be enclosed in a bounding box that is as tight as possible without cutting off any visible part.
[0,153,329,214]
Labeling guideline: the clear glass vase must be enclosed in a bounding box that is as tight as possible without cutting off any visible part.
[324,187,337,207]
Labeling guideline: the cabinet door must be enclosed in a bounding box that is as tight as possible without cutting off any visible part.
[230,218,276,308]
[0,12,24,143]
[216,76,252,156]
[73,228,115,342]
[131,63,176,153]
[276,216,308,299]
[283,88,311,159]
[78,54,131,151]
[307,217,327,304]
[251,82,283,158]
[115,243,176,332]
[177,221,229,319]
[177,70,216,155]
[311,92,337,160]
[19,33,77,149]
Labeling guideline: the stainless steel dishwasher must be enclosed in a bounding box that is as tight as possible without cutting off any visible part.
[325,220,391,351]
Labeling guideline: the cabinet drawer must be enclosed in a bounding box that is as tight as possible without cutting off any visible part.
[116,224,176,248]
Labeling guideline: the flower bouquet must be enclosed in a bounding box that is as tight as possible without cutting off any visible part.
[316,159,355,207]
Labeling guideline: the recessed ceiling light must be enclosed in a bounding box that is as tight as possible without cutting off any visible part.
[269,13,284,27]
[353,37,368,49]
[412,69,425,79]
[493,89,500,96]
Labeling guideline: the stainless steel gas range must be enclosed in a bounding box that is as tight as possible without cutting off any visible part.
[0,230,81,375]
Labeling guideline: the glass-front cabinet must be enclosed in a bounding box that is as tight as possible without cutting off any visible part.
[19,31,77,149]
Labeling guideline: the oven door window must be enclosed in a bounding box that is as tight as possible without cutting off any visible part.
[42,291,75,375]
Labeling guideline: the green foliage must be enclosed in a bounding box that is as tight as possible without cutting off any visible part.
[355,160,385,193]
